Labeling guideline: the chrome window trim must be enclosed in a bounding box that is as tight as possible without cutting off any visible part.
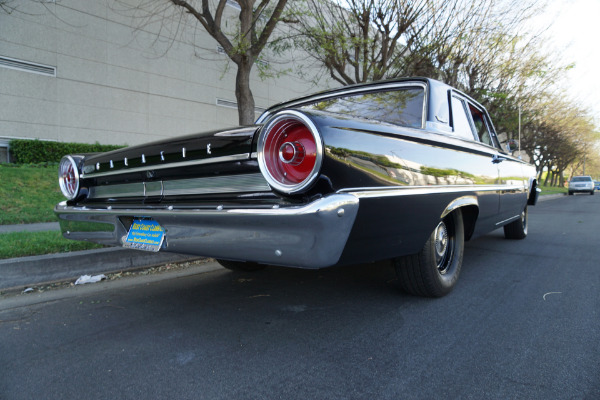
[257,82,428,129]
[81,153,250,179]
[87,173,270,200]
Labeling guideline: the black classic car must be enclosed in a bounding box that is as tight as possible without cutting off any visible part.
[55,78,539,297]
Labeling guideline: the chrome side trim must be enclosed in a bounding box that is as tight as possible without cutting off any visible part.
[81,153,250,179]
[441,196,478,218]
[87,173,270,199]
[90,182,144,199]
[495,214,520,226]
[163,174,270,196]
[342,184,526,199]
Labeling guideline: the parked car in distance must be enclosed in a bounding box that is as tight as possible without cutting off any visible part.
[595,181,600,191]
[55,77,540,297]
[568,176,595,195]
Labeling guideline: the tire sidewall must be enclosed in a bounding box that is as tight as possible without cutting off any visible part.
[421,210,465,296]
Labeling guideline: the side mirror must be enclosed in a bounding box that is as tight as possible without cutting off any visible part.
[506,139,519,154]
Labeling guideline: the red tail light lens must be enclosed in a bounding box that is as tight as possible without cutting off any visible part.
[258,111,323,194]
[59,156,80,199]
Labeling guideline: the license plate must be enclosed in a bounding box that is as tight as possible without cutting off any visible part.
[123,218,165,252]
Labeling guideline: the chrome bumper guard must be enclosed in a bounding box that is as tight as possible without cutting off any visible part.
[54,194,360,269]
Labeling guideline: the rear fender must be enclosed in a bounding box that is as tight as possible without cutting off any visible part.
[441,196,479,241]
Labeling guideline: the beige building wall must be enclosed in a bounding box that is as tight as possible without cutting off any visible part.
[0,0,331,150]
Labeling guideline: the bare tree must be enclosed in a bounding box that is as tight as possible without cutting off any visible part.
[118,0,289,125]
[288,0,449,85]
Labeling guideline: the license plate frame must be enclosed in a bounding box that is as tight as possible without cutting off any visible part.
[123,218,165,252]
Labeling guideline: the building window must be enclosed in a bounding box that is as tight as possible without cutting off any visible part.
[216,98,266,115]
[0,142,10,163]
[226,0,241,11]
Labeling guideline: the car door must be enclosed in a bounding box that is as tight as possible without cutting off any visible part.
[461,99,527,222]
[450,93,500,231]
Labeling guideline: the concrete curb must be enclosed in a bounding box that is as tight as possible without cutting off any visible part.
[0,247,198,291]
[0,222,60,234]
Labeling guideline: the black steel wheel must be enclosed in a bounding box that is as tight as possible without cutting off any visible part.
[503,207,528,240]
[394,209,464,297]
[216,259,267,272]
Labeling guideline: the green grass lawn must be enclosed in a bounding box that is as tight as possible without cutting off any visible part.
[0,231,102,260]
[0,164,64,225]
[0,164,103,259]
[539,185,567,195]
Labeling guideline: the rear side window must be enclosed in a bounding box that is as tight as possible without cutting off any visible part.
[300,87,425,129]
[468,104,494,146]
[450,96,476,140]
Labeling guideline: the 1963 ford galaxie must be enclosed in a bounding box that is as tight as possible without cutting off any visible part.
[55,77,539,297]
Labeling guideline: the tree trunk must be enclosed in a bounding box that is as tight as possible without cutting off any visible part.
[235,59,255,126]
[559,170,565,187]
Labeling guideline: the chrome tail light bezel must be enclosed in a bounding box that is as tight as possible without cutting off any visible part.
[257,111,324,194]
[59,155,81,200]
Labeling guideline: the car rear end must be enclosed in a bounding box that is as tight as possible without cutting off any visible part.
[55,120,360,269]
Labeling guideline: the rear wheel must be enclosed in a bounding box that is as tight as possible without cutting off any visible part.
[394,209,464,297]
[216,259,267,272]
[504,207,528,240]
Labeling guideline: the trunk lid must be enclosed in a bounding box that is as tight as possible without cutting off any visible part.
[81,126,259,179]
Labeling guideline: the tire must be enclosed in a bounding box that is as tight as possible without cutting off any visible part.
[568,191,573,195]
[394,209,464,297]
[591,191,595,195]
[504,207,528,240]
[216,259,267,272]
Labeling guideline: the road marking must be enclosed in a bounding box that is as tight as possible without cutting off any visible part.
[543,292,562,301]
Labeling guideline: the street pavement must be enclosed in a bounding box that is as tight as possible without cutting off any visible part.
[0,193,598,399]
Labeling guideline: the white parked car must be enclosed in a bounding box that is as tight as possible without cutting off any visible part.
[568,176,594,195]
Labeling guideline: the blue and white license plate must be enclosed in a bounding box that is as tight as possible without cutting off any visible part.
[123,218,165,252]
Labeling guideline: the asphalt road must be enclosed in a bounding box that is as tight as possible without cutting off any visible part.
[1,194,599,400]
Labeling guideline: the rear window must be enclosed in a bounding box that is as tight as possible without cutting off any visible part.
[300,87,425,129]
[571,176,592,182]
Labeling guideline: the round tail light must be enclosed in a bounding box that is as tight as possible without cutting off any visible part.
[59,156,80,199]
[258,111,323,194]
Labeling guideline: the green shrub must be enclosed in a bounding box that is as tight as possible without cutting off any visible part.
[10,139,125,164]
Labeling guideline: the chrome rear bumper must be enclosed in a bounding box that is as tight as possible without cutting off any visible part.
[55,194,359,269]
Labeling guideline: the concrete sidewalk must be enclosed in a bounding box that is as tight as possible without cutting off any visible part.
[0,222,197,291]
[0,222,60,233]
[0,247,198,291]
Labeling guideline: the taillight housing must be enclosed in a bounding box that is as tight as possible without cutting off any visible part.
[258,111,323,194]
[59,155,80,200]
